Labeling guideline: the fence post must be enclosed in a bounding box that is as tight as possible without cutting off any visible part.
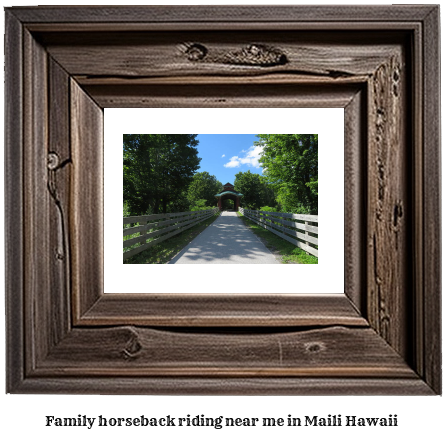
[305,220,318,250]
[140,219,147,244]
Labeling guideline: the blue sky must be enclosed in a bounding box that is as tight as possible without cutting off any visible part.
[195,134,263,185]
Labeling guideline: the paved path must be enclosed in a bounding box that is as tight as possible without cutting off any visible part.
[169,211,279,264]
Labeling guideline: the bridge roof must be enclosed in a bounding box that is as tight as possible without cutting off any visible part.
[215,190,244,198]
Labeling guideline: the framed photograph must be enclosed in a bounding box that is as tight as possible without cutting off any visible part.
[108,108,342,295]
[5,5,440,394]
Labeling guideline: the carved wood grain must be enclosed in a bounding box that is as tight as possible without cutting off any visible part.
[34,326,416,378]
[5,11,24,392]
[39,31,403,80]
[367,51,409,358]
[82,83,361,108]
[70,80,104,321]
[79,294,367,327]
[9,5,437,24]
[48,58,72,345]
[422,7,441,393]
[13,376,434,396]
[23,29,50,372]
[344,89,366,313]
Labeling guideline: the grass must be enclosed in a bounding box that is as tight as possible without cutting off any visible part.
[124,213,220,264]
[237,211,318,264]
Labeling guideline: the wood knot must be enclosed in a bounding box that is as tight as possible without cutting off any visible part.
[181,42,288,67]
[182,43,208,61]
[393,201,403,227]
[305,342,325,353]
[392,64,401,97]
[122,330,142,360]
[224,44,288,66]
[47,152,59,170]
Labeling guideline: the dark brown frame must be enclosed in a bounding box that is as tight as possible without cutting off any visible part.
[5,6,441,394]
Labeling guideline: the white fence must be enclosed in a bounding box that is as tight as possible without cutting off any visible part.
[239,207,318,257]
[124,209,218,260]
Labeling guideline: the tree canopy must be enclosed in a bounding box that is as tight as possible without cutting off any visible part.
[257,134,318,214]
[234,170,276,210]
[122,133,317,217]
[123,134,201,215]
[187,171,223,208]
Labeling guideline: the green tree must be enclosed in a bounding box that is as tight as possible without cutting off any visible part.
[123,200,130,217]
[187,171,223,208]
[190,199,209,211]
[257,134,318,214]
[123,134,201,215]
[258,174,277,208]
[222,199,234,210]
[234,170,276,210]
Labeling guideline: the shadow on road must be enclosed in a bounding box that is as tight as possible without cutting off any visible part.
[169,212,279,264]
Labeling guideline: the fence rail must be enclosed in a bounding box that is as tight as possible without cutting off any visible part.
[123,208,218,260]
[239,207,318,257]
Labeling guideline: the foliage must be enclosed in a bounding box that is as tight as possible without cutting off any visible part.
[290,247,318,264]
[260,206,278,212]
[190,199,211,211]
[222,199,234,210]
[123,134,201,215]
[257,134,318,214]
[123,201,131,217]
[187,171,223,208]
[234,170,276,210]
[167,187,191,213]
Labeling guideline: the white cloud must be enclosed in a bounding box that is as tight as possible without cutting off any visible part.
[223,145,263,168]
[224,156,241,168]
[221,154,225,158]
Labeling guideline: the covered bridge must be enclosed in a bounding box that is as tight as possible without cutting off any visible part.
[215,183,244,212]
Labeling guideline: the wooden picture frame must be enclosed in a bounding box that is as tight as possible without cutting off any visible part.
[5,5,441,394]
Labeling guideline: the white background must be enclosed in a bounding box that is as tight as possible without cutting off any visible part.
[107,108,344,294]
[1,1,442,437]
